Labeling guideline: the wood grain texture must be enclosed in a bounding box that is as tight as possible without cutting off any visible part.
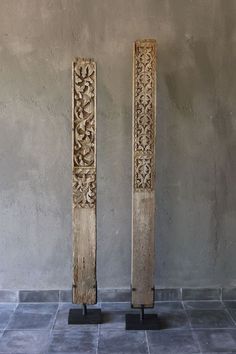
[72,58,97,304]
[131,40,157,308]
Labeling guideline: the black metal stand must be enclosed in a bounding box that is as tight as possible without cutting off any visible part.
[68,304,102,325]
[125,305,160,330]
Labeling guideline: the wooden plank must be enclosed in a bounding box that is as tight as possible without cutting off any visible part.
[72,58,97,305]
[131,39,157,308]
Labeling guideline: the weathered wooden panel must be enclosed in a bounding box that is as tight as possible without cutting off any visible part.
[72,58,97,305]
[131,40,157,308]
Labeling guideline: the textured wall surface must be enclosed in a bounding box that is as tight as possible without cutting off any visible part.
[0,0,235,290]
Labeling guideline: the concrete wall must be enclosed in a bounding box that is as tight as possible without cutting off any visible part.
[0,0,235,290]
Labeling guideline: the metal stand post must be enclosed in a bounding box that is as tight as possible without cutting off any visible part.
[126,304,160,330]
[68,303,102,325]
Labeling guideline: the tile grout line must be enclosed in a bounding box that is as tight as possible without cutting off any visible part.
[224,306,236,327]
[2,299,234,304]
[145,330,151,354]
[1,288,236,303]
[182,300,203,354]
[182,300,187,311]
[221,299,227,308]
[180,287,183,301]
[49,303,60,333]
[12,302,60,305]
[2,325,235,331]
[44,303,59,354]
[2,303,18,334]
[96,321,101,354]
[90,326,236,332]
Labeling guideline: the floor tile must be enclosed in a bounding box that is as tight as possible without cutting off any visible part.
[224,301,236,309]
[54,305,98,331]
[0,330,49,353]
[101,311,126,329]
[19,290,59,303]
[147,330,200,353]
[6,303,58,330]
[59,303,100,310]
[0,290,18,303]
[7,312,54,330]
[0,304,17,310]
[48,330,97,353]
[98,329,148,354]
[194,329,236,352]
[59,290,72,303]
[158,310,190,330]
[16,303,58,313]
[155,288,181,301]
[0,304,16,330]
[182,288,221,301]
[222,288,236,301]
[0,301,235,353]
[155,301,184,312]
[184,301,225,310]
[101,302,131,312]
[98,289,130,302]
[187,310,235,329]
[227,309,236,324]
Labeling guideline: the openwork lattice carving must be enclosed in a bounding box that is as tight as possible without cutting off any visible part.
[133,40,156,191]
[73,58,96,208]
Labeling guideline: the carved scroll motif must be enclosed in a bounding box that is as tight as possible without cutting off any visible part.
[73,169,96,209]
[72,58,97,305]
[133,40,156,191]
[73,58,96,209]
[132,39,157,308]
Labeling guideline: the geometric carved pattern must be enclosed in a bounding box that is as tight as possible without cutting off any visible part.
[133,40,156,191]
[72,58,96,208]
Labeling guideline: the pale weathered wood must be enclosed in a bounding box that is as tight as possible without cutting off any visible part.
[131,39,157,308]
[72,58,97,305]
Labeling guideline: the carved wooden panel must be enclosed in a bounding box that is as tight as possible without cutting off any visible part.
[132,40,157,308]
[72,58,97,304]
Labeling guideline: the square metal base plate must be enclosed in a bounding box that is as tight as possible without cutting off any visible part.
[68,308,102,324]
[126,313,160,330]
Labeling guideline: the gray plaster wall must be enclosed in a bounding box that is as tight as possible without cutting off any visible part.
[0,0,235,290]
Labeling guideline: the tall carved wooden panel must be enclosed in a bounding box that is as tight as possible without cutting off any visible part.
[131,40,157,308]
[72,58,97,305]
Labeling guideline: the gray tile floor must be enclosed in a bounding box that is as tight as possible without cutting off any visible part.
[0,301,236,353]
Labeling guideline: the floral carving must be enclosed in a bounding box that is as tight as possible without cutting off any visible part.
[73,58,96,208]
[73,168,96,208]
[73,59,95,167]
[135,155,153,190]
[133,40,156,191]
